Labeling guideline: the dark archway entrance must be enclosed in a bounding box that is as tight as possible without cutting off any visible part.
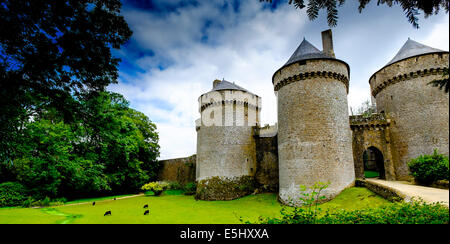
[363,146,385,179]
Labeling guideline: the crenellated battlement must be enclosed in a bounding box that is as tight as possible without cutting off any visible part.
[199,99,261,113]
[272,58,349,93]
[370,52,449,97]
[274,70,349,92]
[350,113,391,130]
[198,89,261,113]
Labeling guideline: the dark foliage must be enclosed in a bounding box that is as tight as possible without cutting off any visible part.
[408,149,449,185]
[260,0,449,28]
[428,68,449,93]
[0,0,132,160]
[251,200,449,224]
[0,182,29,207]
[0,1,161,203]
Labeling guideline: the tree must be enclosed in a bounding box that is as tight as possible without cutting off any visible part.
[428,68,449,93]
[260,0,449,28]
[0,0,132,161]
[1,92,160,199]
[78,92,160,194]
[354,99,375,117]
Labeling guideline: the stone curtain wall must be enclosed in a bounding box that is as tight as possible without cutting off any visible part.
[158,129,280,192]
[196,126,257,181]
[350,113,396,181]
[255,131,279,192]
[157,155,196,185]
[370,52,449,180]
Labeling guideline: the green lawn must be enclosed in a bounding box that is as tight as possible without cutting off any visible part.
[365,170,380,178]
[0,187,390,224]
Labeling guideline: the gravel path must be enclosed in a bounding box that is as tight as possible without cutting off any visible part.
[366,179,449,207]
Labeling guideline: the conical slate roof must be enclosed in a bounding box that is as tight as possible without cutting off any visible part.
[212,79,249,93]
[386,38,444,66]
[284,38,333,66]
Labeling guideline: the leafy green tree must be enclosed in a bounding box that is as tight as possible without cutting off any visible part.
[78,92,160,194]
[11,119,108,199]
[0,0,132,161]
[1,92,160,200]
[260,0,449,28]
[0,1,160,200]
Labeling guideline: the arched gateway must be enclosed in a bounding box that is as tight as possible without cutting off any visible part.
[350,113,396,180]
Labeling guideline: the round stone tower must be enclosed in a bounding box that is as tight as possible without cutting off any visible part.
[195,79,262,200]
[369,38,449,180]
[272,30,355,206]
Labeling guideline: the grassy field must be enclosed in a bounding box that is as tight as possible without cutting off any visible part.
[0,187,390,224]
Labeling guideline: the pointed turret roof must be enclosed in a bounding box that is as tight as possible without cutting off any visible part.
[212,79,248,92]
[284,38,333,66]
[385,38,444,66]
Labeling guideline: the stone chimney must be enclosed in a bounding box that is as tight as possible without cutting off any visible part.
[321,29,335,58]
[213,79,221,89]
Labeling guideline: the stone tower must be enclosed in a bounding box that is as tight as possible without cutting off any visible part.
[195,79,262,200]
[272,30,355,206]
[369,39,449,180]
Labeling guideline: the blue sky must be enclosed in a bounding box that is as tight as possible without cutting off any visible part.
[108,0,449,159]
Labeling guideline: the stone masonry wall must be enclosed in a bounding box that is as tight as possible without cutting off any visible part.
[196,125,257,181]
[370,53,449,180]
[255,134,279,192]
[157,155,196,185]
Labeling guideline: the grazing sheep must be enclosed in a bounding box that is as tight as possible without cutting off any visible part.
[144,210,149,215]
[143,204,148,208]
[104,210,111,216]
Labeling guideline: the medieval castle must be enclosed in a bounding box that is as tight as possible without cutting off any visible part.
[159,30,449,206]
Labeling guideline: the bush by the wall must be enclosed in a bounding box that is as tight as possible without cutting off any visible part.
[0,182,29,207]
[183,182,197,195]
[408,149,449,185]
[141,181,167,196]
[167,181,183,190]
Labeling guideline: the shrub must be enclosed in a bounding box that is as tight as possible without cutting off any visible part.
[33,196,51,207]
[408,149,449,185]
[167,181,183,190]
[183,182,197,195]
[317,200,449,224]
[141,181,167,196]
[21,197,35,208]
[0,182,29,207]
[251,200,448,224]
